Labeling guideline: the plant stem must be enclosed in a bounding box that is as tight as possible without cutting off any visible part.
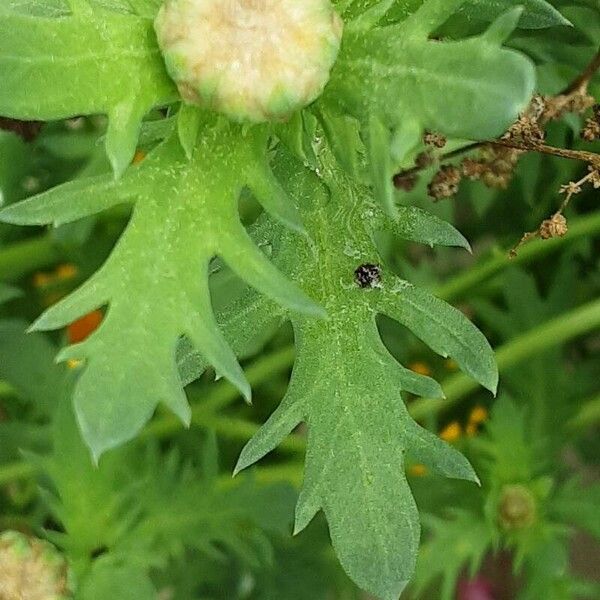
[142,345,295,439]
[0,235,63,282]
[2,300,599,485]
[217,463,304,489]
[435,211,600,302]
[491,138,600,169]
[409,297,600,420]
[567,393,600,432]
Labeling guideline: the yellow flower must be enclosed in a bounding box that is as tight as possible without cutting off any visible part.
[408,464,428,477]
[439,421,462,442]
[469,405,488,425]
[408,361,432,377]
[55,263,78,280]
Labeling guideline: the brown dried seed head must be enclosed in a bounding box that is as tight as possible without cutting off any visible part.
[415,150,434,169]
[462,158,486,180]
[559,181,583,196]
[393,172,418,191]
[427,165,462,200]
[423,130,447,148]
[582,119,600,141]
[588,167,600,189]
[539,213,568,239]
[568,91,596,115]
[582,105,600,141]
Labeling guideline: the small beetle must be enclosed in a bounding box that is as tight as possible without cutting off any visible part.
[354,263,381,288]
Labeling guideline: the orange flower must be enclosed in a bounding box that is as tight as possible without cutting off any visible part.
[67,310,103,344]
[132,149,146,164]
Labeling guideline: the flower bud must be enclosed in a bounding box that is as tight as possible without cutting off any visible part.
[498,484,536,530]
[154,0,343,123]
[0,531,71,599]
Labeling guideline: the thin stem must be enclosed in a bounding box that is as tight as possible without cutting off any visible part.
[142,345,295,439]
[435,211,600,302]
[567,393,600,432]
[394,45,600,182]
[0,235,63,282]
[2,300,599,485]
[217,463,304,489]
[491,139,600,169]
[409,297,600,420]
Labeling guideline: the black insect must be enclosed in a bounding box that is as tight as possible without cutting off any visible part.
[354,263,381,288]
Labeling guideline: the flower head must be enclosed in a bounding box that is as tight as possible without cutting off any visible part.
[0,531,70,600]
[155,0,343,122]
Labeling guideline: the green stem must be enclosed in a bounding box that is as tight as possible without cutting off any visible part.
[567,393,600,432]
[1,213,598,485]
[217,463,304,489]
[143,345,295,439]
[3,299,598,485]
[0,235,63,282]
[409,297,600,420]
[435,212,600,302]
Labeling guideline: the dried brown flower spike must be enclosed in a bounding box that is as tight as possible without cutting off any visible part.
[539,213,568,240]
[427,165,462,200]
[582,104,600,141]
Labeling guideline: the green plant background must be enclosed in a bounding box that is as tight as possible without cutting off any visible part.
[0,1,599,599]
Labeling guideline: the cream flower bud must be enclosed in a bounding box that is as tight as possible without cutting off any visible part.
[0,531,71,599]
[154,0,343,122]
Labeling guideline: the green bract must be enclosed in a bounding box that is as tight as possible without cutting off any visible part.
[155,0,343,122]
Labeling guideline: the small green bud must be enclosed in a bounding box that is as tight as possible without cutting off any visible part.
[0,531,71,599]
[154,0,343,123]
[498,484,536,530]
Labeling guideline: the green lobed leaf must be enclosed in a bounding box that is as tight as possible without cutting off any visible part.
[326,1,535,141]
[341,0,571,30]
[3,0,70,18]
[322,0,536,216]
[0,4,177,176]
[462,0,572,29]
[176,263,285,386]
[1,116,323,461]
[232,141,494,599]
[381,206,471,250]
